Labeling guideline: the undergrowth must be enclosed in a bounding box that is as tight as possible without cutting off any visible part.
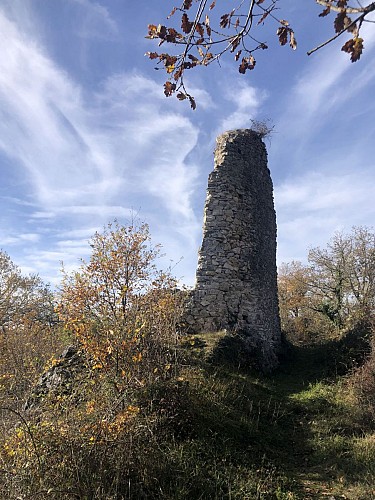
[1,326,375,499]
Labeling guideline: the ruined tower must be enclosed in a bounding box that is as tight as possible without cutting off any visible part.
[184,129,281,370]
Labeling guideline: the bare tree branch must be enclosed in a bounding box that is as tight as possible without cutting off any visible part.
[316,0,375,14]
[307,10,363,55]
[146,0,296,107]
[146,1,374,107]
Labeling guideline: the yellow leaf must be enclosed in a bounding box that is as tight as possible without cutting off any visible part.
[132,352,142,363]
[127,405,140,414]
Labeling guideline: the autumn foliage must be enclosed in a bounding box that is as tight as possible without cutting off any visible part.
[57,220,184,387]
[279,226,375,343]
[0,222,186,498]
[0,223,374,498]
[147,1,374,107]
[311,0,372,61]
[146,0,297,108]
[0,251,60,405]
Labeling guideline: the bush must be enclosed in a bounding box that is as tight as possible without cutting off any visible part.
[351,321,375,419]
[0,221,185,498]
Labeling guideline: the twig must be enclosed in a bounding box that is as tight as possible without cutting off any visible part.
[307,11,366,56]
[0,406,42,470]
[316,0,375,13]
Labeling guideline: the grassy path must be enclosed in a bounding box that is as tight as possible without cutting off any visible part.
[179,333,375,499]
[269,344,374,499]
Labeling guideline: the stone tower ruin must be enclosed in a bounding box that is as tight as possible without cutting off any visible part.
[184,129,281,371]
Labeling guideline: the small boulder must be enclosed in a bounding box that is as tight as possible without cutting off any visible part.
[24,345,85,410]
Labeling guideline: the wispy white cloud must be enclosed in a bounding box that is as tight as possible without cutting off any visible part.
[57,227,101,239]
[275,170,375,265]
[0,232,40,246]
[277,214,339,266]
[93,73,201,222]
[0,9,200,217]
[56,205,134,217]
[0,196,36,207]
[276,171,375,213]
[29,211,56,220]
[22,248,87,286]
[274,21,375,145]
[70,0,119,40]
[0,7,202,285]
[218,81,267,133]
[0,11,102,205]
[1,1,374,292]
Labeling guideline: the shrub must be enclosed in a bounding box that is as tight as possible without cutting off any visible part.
[0,220,185,498]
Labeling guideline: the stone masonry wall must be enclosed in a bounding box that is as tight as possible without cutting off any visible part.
[184,129,281,370]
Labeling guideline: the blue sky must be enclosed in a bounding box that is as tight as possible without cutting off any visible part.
[0,0,374,287]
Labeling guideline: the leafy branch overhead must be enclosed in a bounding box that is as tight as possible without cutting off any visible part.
[146,0,297,109]
[146,1,375,108]
[308,0,375,61]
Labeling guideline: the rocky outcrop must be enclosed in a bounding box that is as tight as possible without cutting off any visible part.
[24,345,85,410]
[183,129,281,371]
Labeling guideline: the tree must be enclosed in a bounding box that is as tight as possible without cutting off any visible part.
[146,0,375,107]
[0,250,55,334]
[278,260,334,341]
[58,220,183,388]
[278,261,311,321]
[0,226,186,499]
[278,227,375,343]
[0,251,60,405]
[308,226,375,326]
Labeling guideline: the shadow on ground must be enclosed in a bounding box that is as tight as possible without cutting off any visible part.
[176,325,374,499]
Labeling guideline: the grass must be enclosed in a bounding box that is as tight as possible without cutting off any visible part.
[168,330,375,499]
[1,328,375,499]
